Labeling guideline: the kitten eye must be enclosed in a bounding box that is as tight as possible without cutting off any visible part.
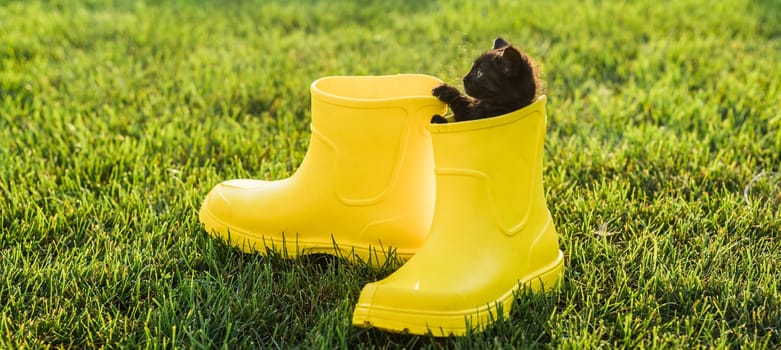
[475,69,483,79]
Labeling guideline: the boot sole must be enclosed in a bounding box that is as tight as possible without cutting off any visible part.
[351,250,564,336]
[199,203,415,265]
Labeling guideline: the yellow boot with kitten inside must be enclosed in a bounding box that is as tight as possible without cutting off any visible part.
[199,74,446,265]
[352,96,564,336]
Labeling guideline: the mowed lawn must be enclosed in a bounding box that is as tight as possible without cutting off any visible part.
[1,0,780,348]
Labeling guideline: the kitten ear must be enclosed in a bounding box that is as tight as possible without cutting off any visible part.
[500,46,525,76]
[493,37,510,50]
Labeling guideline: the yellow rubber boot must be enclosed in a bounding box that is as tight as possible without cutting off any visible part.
[352,96,564,336]
[199,74,446,265]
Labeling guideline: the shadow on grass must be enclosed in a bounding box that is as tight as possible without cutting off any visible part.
[202,233,563,347]
[751,0,781,39]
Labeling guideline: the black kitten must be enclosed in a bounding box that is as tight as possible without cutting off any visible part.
[431,37,541,123]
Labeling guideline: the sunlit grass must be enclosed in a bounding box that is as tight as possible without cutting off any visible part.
[1,0,779,347]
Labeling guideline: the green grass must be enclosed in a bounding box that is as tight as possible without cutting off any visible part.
[1,0,780,348]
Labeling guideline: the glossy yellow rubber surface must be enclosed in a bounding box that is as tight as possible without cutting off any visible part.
[199,74,446,265]
[352,96,564,336]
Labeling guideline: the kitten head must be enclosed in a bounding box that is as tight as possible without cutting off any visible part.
[463,37,540,106]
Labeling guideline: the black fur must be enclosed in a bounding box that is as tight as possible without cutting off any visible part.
[431,37,541,123]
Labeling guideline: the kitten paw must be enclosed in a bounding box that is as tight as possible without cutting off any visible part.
[432,84,462,103]
[431,115,448,124]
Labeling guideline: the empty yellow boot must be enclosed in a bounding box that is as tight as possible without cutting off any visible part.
[352,96,564,336]
[199,74,446,265]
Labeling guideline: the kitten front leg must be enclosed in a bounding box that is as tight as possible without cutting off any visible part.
[430,114,448,124]
[432,84,473,117]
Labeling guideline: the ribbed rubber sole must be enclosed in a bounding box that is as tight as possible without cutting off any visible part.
[351,250,565,336]
[198,203,414,266]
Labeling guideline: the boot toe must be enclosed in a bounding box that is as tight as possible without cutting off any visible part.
[199,179,271,238]
[353,280,481,336]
